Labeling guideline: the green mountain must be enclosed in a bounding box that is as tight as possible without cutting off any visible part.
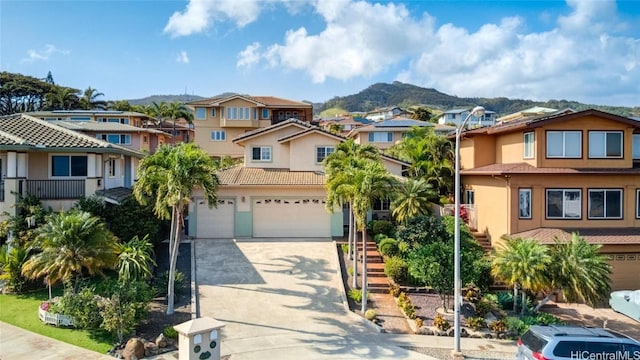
[315,81,639,117]
[126,94,205,106]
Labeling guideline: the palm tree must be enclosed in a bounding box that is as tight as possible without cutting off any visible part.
[350,160,397,313]
[108,100,132,111]
[117,235,156,281]
[79,86,107,110]
[491,237,551,315]
[133,142,219,314]
[323,139,379,289]
[44,87,79,110]
[143,101,193,143]
[21,210,118,293]
[391,178,435,224]
[534,233,611,311]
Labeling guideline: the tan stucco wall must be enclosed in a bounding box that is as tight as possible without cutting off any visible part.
[463,175,510,246]
[241,126,307,168]
[496,132,526,164]
[460,136,496,169]
[381,158,404,177]
[194,127,247,158]
[29,153,49,179]
[288,133,340,172]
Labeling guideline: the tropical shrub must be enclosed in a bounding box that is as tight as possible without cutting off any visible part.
[488,319,507,334]
[348,266,354,276]
[156,270,187,296]
[433,314,451,331]
[163,326,178,339]
[374,233,388,243]
[475,298,496,317]
[341,243,349,253]
[505,316,527,335]
[402,301,416,319]
[466,316,486,331]
[389,283,401,297]
[395,215,447,249]
[50,286,103,329]
[384,256,408,283]
[378,238,398,257]
[364,309,377,321]
[367,220,394,237]
[464,285,481,303]
[99,279,154,343]
[415,317,423,328]
[348,289,369,303]
[0,245,30,293]
[496,291,515,310]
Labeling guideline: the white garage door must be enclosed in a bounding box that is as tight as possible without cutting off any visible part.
[253,197,330,237]
[196,198,235,238]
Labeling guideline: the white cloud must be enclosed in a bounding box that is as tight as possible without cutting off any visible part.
[176,51,190,64]
[21,44,69,63]
[237,42,261,68]
[164,0,264,37]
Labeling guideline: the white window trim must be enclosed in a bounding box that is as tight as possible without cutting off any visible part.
[465,189,475,205]
[369,132,393,143]
[211,131,226,142]
[315,146,335,163]
[519,188,532,219]
[546,189,582,219]
[588,189,623,219]
[523,132,534,159]
[546,131,582,158]
[588,131,623,159]
[251,146,272,162]
[195,107,206,120]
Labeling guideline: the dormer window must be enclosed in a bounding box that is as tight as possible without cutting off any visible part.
[251,146,271,161]
[316,146,335,163]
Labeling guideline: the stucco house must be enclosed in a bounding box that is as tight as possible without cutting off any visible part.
[348,117,454,151]
[186,95,313,159]
[364,106,405,122]
[457,109,640,290]
[0,114,143,217]
[438,108,497,128]
[188,119,408,239]
[27,109,156,128]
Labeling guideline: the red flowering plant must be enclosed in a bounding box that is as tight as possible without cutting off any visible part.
[40,301,50,311]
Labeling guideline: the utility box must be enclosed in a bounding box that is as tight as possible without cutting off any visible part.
[174,317,226,360]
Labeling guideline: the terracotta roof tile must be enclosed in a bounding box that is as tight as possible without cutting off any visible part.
[187,94,311,108]
[462,162,640,175]
[217,167,325,186]
[509,227,640,245]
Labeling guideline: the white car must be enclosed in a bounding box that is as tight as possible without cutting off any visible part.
[609,290,640,322]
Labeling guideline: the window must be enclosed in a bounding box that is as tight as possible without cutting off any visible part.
[254,108,258,120]
[226,107,250,120]
[143,135,148,144]
[589,131,622,158]
[373,199,390,211]
[523,132,534,159]
[51,155,87,177]
[637,189,640,219]
[98,134,131,145]
[588,189,622,219]
[292,111,298,119]
[546,189,581,219]
[278,111,285,120]
[108,159,116,177]
[69,116,91,122]
[465,190,474,204]
[546,131,581,158]
[519,188,532,219]
[251,146,271,161]
[633,134,640,159]
[262,109,269,119]
[210,131,226,141]
[316,146,335,163]
[368,132,393,142]
[210,108,216,117]
[195,108,206,120]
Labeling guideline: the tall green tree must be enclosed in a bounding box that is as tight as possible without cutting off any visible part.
[491,237,551,315]
[534,233,611,311]
[0,71,57,114]
[79,86,107,110]
[133,143,219,314]
[45,87,79,110]
[143,101,194,143]
[21,210,118,293]
[391,178,435,224]
[107,100,132,111]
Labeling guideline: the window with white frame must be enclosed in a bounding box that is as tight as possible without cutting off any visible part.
[546,131,581,158]
[251,146,271,161]
[254,108,258,120]
[368,132,393,142]
[546,189,581,219]
[195,108,206,120]
[210,131,226,141]
[523,132,534,159]
[108,158,116,177]
[637,189,640,219]
[210,108,216,117]
[519,188,532,219]
[633,134,640,160]
[226,107,251,120]
[589,131,623,158]
[97,134,131,145]
[465,189,475,204]
[588,189,622,219]
[51,155,88,177]
[262,109,269,119]
[316,146,335,163]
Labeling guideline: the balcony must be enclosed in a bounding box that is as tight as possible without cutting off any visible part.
[436,203,477,230]
[23,180,85,200]
[219,118,260,128]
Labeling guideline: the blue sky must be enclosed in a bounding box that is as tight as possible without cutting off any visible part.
[1,0,639,107]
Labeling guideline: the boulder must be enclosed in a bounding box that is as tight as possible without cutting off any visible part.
[122,338,145,360]
[155,333,168,348]
[144,342,160,357]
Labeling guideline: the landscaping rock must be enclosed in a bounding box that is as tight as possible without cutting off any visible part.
[123,338,145,360]
[144,342,160,357]
[418,327,434,335]
[483,332,494,339]
[460,328,469,338]
[155,333,168,348]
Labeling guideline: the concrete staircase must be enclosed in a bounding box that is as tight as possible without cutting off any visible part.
[472,231,492,253]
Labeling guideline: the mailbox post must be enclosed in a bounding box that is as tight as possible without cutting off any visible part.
[174,317,226,360]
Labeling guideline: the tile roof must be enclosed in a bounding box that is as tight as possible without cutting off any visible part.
[217,166,325,186]
[95,187,133,204]
[51,121,167,134]
[187,94,311,108]
[232,119,315,143]
[509,227,640,245]
[374,118,433,128]
[27,110,153,118]
[461,162,640,175]
[0,114,142,157]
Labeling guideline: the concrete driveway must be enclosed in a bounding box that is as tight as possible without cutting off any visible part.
[194,238,439,359]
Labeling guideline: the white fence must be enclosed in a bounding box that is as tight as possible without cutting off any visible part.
[433,203,477,230]
[38,307,75,327]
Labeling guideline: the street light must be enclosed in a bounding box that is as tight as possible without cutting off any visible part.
[452,106,485,360]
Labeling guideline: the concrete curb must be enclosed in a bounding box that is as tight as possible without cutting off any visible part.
[332,240,385,333]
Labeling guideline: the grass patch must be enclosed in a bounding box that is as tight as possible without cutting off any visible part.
[0,287,114,354]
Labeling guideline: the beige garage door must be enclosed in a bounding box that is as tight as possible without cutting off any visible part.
[606,253,640,291]
[253,197,330,238]
[196,198,235,238]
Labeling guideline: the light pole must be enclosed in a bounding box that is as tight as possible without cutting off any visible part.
[452,106,485,359]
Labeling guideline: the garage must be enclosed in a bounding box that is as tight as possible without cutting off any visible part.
[606,253,640,291]
[253,197,331,237]
[195,198,235,238]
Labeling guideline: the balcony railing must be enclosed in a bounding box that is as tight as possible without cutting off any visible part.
[436,203,477,230]
[23,180,85,200]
